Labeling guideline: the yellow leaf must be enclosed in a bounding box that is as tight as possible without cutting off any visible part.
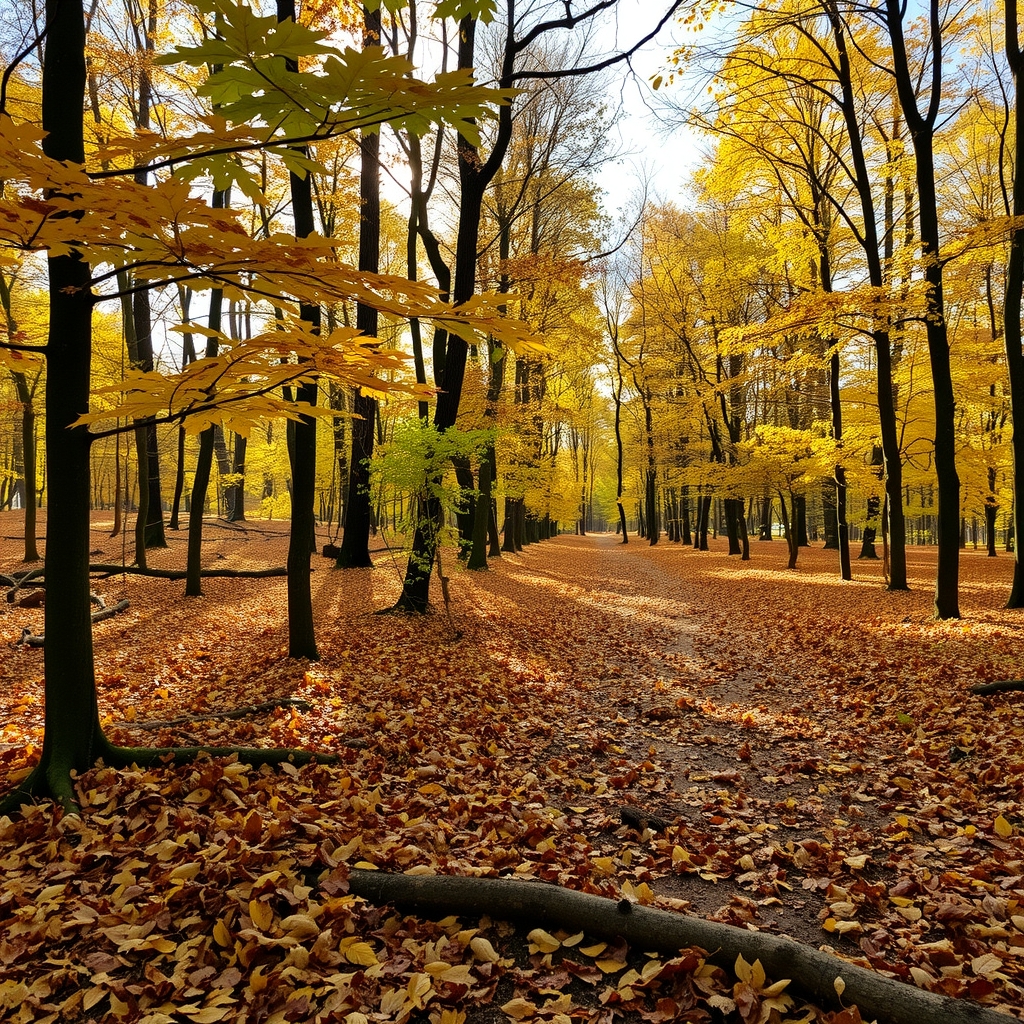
[212,921,231,948]
[843,854,869,870]
[109,992,132,1017]
[579,943,607,957]
[734,954,753,985]
[994,815,1014,838]
[438,965,475,986]
[500,997,536,1019]
[526,928,560,954]
[591,857,615,876]
[343,941,378,967]
[249,966,268,994]
[406,972,432,1007]
[908,967,933,988]
[561,931,584,947]
[170,862,201,881]
[595,959,626,974]
[470,937,501,963]
[833,976,846,998]
[249,900,274,932]
[762,977,791,997]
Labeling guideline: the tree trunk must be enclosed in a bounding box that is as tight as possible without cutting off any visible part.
[277,0,322,659]
[30,0,106,811]
[336,105,380,567]
[886,0,958,616]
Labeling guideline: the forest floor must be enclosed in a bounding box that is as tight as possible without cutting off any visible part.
[0,510,1023,1024]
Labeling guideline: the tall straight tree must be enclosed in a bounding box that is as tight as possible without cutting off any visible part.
[884,0,960,618]
[278,0,319,659]
[336,3,381,571]
[128,0,168,549]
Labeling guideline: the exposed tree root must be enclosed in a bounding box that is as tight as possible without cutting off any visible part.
[345,870,1017,1024]
[971,679,1024,694]
[114,696,314,730]
[0,744,336,818]
[619,805,672,833]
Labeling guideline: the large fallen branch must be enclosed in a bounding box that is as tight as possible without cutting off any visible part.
[17,596,130,647]
[6,563,288,601]
[346,870,1017,1024]
[971,680,1024,695]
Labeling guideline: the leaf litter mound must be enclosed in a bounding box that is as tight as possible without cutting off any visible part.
[0,512,1022,1023]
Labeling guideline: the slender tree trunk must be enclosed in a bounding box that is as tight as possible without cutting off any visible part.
[10,372,40,561]
[336,8,382,571]
[886,0,958,616]
[277,0,321,658]
[185,189,229,597]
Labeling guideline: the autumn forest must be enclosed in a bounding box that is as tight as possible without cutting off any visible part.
[1,0,1024,1022]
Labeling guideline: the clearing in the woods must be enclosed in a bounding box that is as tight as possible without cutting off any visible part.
[1,512,1022,1024]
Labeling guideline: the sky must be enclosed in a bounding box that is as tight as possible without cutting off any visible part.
[586,0,707,216]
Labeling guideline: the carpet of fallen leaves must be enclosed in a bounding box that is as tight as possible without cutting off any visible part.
[1,511,1023,1024]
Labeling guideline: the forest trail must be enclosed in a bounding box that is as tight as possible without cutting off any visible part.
[1,516,1023,1022]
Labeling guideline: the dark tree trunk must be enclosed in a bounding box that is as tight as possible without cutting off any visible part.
[1003,0,1024,605]
[680,485,691,546]
[168,425,186,530]
[225,433,247,521]
[825,0,907,589]
[168,297,195,531]
[335,11,382,571]
[278,0,322,659]
[696,493,711,550]
[759,494,773,540]
[30,0,106,810]
[725,498,741,555]
[185,197,228,599]
[779,492,799,569]
[10,371,40,561]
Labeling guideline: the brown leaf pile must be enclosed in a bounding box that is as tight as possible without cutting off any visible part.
[1,513,1022,1023]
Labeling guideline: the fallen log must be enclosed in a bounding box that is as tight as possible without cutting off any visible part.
[6,564,289,602]
[346,870,1017,1024]
[16,599,130,647]
[971,680,1024,695]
